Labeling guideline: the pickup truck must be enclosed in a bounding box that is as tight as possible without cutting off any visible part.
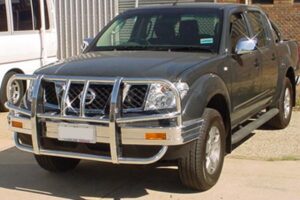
[6,3,300,191]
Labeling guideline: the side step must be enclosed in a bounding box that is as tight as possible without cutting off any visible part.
[232,108,279,144]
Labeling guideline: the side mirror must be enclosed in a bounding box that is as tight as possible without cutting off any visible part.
[235,37,257,55]
[81,38,93,52]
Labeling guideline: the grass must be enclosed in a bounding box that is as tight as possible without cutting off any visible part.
[229,155,300,161]
[266,156,300,161]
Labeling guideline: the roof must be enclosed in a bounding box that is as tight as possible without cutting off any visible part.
[125,3,253,12]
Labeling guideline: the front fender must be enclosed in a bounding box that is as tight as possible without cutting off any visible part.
[182,73,231,122]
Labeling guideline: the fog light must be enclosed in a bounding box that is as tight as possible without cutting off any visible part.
[12,121,23,128]
[145,133,166,140]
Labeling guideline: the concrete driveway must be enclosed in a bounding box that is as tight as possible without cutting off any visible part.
[1,112,300,200]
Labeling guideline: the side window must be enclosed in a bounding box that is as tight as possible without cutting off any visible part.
[230,13,249,53]
[246,11,269,48]
[0,0,8,32]
[12,0,33,31]
[32,0,50,30]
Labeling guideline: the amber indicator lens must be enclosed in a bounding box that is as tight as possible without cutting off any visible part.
[11,121,23,128]
[145,133,166,140]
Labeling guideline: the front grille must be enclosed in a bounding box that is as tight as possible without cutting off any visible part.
[67,83,84,110]
[43,81,58,105]
[43,81,148,116]
[65,83,113,116]
[85,84,113,111]
[123,85,148,110]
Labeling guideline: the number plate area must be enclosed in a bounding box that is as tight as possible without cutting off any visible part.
[58,123,96,143]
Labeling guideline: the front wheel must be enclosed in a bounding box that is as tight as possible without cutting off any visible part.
[178,108,226,191]
[35,155,80,172]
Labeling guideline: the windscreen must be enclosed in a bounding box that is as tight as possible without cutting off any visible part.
[91,8,222,53]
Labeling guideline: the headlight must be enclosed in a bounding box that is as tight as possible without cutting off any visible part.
[144,82,189,111]
[173,82,189,99]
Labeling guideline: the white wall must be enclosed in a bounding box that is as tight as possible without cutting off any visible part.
[54,0,118,59]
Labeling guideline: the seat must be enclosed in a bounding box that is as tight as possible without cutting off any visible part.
[178,20,199,46]
[148,20,176,45]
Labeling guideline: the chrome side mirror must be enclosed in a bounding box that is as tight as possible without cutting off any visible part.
[235,37,257,55]
[81,38,93,52]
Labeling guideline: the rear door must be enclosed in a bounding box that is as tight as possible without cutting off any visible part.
[32,0,57,64]
[246,10,278,99]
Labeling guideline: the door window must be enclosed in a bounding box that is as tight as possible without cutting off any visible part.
[230,13,249,53]
[246,11,269,48]
[32,0,50,30]
[0,0,8,32]
[11,0,49,31]
[12,0,34,31]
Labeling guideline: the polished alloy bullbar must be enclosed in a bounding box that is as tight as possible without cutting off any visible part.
[6,74,202,164]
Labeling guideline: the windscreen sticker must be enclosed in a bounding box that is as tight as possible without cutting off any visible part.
[200,38,214,45]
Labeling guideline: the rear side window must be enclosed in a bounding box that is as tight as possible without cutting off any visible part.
[246,11,269,48]
[230,13,249,53]
[12,0,34,31]
[0,0,8,32]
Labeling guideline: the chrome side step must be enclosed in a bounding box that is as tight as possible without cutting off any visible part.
[232,108,279,144]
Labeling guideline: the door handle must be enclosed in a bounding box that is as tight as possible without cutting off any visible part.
[271,53,276,61]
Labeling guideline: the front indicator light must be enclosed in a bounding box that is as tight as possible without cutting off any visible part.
[12,121,23,128]
[145,133,167,140]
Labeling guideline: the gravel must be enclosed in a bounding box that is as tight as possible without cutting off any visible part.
[229,111,300,161]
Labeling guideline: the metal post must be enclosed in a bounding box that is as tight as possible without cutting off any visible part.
[31,75,44,155]
[109,78,123,164]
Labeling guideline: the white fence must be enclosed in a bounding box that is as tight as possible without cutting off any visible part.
[54,0,118,59]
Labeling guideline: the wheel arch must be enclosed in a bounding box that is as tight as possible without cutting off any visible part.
[1,68,26,92]
[0,68,25,88]
[182,74,232,153]
[207,94,232,153]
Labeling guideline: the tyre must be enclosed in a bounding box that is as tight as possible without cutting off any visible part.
[267,78,293,129]
[0,71,25,112]
[178,108,226,191]
[35,155,80,172]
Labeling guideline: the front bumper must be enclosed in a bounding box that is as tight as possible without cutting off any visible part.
[6,74,202,165]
